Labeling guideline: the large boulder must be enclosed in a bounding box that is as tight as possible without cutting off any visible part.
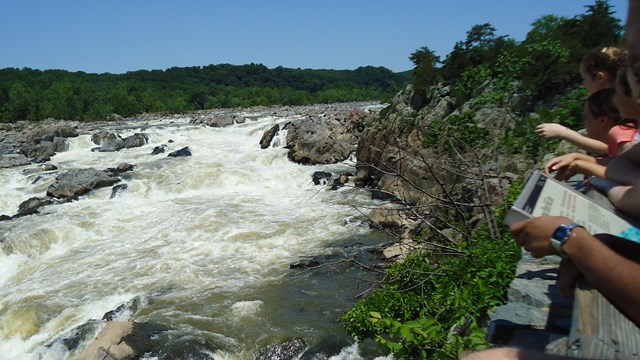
[46,168,121,199]
[285,116,356,165]
[123,133,148,148]
[0,154,31,168]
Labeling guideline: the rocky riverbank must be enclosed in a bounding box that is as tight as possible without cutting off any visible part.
[0,101,383,221]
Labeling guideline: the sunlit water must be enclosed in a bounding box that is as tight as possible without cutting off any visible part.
[0,113,393,359]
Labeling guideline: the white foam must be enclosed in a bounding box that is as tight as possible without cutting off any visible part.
[0,115,376,357]
[230,300,263,317]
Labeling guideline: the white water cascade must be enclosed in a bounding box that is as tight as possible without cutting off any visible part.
[0,114,392,359]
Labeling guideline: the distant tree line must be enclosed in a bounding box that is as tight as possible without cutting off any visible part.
[0,64,412,123]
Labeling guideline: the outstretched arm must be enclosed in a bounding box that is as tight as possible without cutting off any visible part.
[511,216,640,326]
[535,123,608,155]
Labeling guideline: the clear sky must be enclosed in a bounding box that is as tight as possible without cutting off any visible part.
[0,0,629,74]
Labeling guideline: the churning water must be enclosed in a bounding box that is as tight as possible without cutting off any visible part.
[0,112,392,359]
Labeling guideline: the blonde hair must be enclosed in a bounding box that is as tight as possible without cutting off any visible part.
[582,46,627,80]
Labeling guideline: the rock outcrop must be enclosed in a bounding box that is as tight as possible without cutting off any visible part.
[46,168,121,199]
[0,120,79,166]
[284,108,375,165]
[352,84,533,240]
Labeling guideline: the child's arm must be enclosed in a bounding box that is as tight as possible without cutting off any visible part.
[535,123,608,154]
[544,153,598,181]
[571,160,607,179]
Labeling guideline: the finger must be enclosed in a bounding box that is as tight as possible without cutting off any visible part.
[510,220,528,242]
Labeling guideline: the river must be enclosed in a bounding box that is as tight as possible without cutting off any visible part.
[0,109,393,359]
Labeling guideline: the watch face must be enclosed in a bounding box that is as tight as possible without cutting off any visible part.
[552,226,570,240]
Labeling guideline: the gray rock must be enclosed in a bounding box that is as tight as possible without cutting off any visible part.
[150,146,165,155]
[98,138,125,152]
[312,171,333,185]
[17,197,54,216]
[489,302,549,330]
[110,184,128,199]
[330,174,349,190]
[167,147,191,157]
[91,130,114,145]
[207,115,235,127]
[46,168,121,199]
[0,154,31,168]
[28,141,58,163]
[260,124,280,149]
[508,277,572,310]
[123,133,148,148]
[256,337,306,360]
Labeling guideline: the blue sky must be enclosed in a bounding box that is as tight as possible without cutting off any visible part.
[0,1,628,74]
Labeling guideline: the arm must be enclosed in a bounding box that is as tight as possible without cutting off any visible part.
[535,124,608,154]
[605,142,640,185]
[511,216,640,326]
[544,153,597,180]
[606,184,640,219]
[570,160,606,179]
[627,0,640,102]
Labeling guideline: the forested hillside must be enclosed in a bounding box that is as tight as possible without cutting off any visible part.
[0,64,411,123]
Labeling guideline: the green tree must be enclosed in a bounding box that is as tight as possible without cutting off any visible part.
[409,46,440,95]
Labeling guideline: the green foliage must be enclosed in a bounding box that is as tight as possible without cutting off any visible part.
[342,181,524,358]
[0,64,411,123]
[502,86,588,161]
[410,46,441,94]
[342,224,520,358]
[431,0,622,108]
[423,111,490,152]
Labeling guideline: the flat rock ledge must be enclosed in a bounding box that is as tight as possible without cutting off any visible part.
[486,250,573,355]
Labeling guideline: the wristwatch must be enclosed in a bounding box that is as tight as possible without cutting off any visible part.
[551,223,584,257]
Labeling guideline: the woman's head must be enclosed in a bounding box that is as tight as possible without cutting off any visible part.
[584,87,621,141]
[581,47,626,94]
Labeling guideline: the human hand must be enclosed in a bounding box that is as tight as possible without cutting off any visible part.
[510,216,573,258]
[535,123,567,139]
[544,154,578,180]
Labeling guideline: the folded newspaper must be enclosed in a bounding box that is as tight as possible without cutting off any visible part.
[503,170,640,243]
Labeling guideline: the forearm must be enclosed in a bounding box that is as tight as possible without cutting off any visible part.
[606,156,640,185]
[573,160,606,178]
[628,0,640,102]
[561,130,608,155]
[563,229,640,326]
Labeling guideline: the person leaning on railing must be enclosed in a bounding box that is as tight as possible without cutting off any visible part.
[462,2,640,359]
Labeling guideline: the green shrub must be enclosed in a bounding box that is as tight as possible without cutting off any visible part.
[341,181,524,359]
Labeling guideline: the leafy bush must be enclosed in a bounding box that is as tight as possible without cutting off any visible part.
[342,181,523,358]
[423,111,490,152]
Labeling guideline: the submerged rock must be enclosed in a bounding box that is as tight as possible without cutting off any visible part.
[256,337,307,360]
[151,145,166,155]
[167,147,192,157]
[312,171,333,185]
